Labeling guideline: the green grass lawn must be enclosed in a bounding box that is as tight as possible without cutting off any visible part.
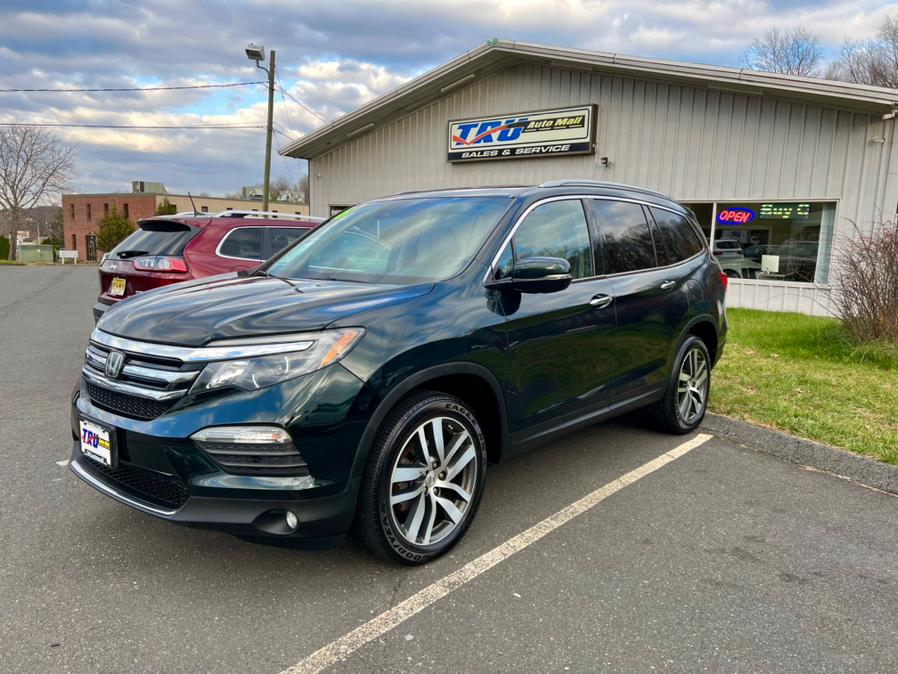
[709,308,898,465]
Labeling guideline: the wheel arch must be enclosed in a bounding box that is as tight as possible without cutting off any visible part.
[349,363,510,485]
[681,315,720,365]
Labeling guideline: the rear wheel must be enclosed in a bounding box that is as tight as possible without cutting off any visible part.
[357,392,487,564]
[649,336,711,434]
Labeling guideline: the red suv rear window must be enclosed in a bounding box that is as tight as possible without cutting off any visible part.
[109,221,198,259]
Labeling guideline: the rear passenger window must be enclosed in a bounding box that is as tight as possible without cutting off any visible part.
[268,227,310,257]
[219,227,264,260]
[511,200,594,279]
[650,208,703,263]
[593,201,656,273]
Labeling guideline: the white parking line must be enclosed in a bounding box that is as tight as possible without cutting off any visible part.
[280,433,713,674]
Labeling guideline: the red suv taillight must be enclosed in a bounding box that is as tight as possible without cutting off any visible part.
[720,271,728,291]
[132,255,188,273]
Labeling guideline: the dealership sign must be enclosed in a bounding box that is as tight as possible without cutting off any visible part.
[447,105,597,162]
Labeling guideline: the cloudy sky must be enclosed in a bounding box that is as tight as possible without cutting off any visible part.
[1,0,895,196]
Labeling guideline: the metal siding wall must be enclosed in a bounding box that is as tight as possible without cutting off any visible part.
[307,62,898,314]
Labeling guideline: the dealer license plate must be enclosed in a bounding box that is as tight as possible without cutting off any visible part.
[110,277,126,297]
[79,418,115,466]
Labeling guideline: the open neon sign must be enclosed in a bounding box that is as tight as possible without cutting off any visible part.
[717,207,756,225]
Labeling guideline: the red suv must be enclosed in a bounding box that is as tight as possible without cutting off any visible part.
[94,211,323,320]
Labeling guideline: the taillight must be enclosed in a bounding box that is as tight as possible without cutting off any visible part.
[132,255,188,272]
[720,272,729,291]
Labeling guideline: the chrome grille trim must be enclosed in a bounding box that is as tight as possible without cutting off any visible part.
[84,349,196,386]
[90,328,314,362]
[82,366,189,401]
[122,363,198,386]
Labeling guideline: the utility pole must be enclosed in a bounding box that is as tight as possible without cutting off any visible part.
[262,49,276,211]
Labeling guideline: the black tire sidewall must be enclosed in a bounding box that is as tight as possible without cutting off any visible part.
[372,394,487,564]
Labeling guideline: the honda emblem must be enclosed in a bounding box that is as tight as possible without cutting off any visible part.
[105,350,125,379]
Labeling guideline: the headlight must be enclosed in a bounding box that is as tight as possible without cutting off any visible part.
[189,328,364,394]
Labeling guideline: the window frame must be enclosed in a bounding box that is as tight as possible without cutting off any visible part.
[215,225,266,262]
[647,206,706,266]
[500,197,598,282]
[485,195,705,285]
[589,199,660,275]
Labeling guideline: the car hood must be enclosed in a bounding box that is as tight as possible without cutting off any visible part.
[97,273,434,346]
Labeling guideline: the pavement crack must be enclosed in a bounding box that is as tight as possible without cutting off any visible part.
[387,574,405,609]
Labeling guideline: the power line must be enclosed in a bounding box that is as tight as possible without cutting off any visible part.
[0,81,266,93]
[0,122,266,130]
[275,72,298,135]
[276,83,327,123]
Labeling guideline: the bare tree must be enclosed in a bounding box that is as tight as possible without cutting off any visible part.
[740,27,824,77]
[270,175,292,201]
[297,172,309,203]
[0,124,76,260]
[828,15,898,88]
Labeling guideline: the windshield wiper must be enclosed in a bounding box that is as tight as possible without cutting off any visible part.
[114,250,149,259]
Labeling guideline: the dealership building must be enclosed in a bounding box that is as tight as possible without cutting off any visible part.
[283,39,898,315]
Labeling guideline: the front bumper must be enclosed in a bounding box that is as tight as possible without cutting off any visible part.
[69,446,359,538]
[70,363,369,538]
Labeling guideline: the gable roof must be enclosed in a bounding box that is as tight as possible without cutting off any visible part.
[281,38,898,159]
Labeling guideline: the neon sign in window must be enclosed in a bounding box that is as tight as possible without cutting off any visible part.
[717,207,755,225]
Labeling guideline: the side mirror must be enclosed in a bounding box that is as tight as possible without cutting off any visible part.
[486,256,572,294]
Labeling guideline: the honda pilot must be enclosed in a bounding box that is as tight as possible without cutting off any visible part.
[70,180,727,564]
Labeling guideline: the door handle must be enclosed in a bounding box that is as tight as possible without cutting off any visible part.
[589,294,613,308]
[660,280,676,290]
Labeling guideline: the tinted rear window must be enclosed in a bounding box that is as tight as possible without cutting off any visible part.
[219,227,264,260]
[593,200,656,274]
[269,227,311,256]
[650,208,704,263]
[109,221,197,258]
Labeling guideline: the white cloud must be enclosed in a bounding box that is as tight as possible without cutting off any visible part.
[1,0,896,194]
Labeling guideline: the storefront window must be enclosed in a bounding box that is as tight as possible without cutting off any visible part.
[682,203,714,243]
[707,201,835,284]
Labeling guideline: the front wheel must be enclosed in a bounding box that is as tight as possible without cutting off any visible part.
[357,391,487,564]
[649,336,711,434]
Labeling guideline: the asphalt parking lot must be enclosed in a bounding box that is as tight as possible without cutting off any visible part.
[2,265,898,673]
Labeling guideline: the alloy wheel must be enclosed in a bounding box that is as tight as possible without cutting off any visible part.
[677,346,709,424]
[388,416,478,546]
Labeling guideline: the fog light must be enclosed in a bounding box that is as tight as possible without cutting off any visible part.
[285,511,298,530]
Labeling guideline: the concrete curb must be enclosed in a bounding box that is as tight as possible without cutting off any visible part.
[701,412,898,496]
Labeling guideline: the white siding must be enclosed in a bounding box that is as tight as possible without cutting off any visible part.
[308,62,898,314]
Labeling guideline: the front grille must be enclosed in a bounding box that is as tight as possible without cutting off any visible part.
[86,382,175,420]
[197,440,309,476]
[82,338,201,420]
[82,457,189,509]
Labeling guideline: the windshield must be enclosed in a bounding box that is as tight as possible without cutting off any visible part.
[266,197,511,284]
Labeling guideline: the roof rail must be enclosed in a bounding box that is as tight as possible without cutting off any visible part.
[538,179,670,199]
[213,210,325,222]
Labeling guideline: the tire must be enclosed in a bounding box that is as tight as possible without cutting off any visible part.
[649,335,711,434]
[356,391,487,564]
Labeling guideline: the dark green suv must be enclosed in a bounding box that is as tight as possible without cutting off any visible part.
[71,180,727,564]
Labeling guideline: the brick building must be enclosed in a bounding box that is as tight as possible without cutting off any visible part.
[62,191,310,261]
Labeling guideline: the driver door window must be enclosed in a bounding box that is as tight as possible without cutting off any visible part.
[502,200,595,279]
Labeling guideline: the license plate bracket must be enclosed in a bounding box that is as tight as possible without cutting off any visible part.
[79,417,117,467]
